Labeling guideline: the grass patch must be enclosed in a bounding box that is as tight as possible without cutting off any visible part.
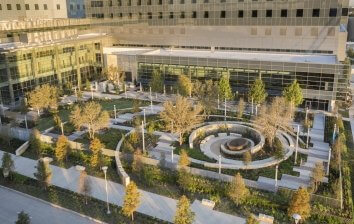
[0,139,26,154]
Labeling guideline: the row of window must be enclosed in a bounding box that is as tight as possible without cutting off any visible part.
[100,0,346,7]
[0,3,61,11]
[69,4,85,10]
[94,8,347,19]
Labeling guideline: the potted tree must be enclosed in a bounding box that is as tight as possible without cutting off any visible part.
[1,152,14,178]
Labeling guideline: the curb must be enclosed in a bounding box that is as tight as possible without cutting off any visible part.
[0,185,107,224]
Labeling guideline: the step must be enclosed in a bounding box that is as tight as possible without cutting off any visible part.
[308,149,328,157]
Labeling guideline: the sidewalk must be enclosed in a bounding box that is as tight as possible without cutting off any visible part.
[0,186,103,224]
[0,150,245,224]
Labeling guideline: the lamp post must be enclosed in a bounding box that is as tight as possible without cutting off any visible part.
[217,94,220,110]
[171,149,174,163]
[101,166,110,214]
[275,165,279,187]
[163,85,166,96]
[295,125,299,164]
[24,115,28,131]
[218,155,222,175]
[251,98,254,115]
[292,214,301,224]
[60,122,64,135]
[124,85,127,98]
[142,121,145,154]
[332,123,337,143]
[224,98,227,121]
[306,126,310,148]
[149,86,152,100]
[114,105,117,120]
[143,108,146,125]
[139,82,142,92]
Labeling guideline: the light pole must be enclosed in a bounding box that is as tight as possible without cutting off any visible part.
[224,98,227,121]
[275,165,279,187]
[332,123,337,143]
[60,122,64,135]
[295,125,299,164]
[143,108,146,125]
[101,166,110,214]
[217,94,220,110]
[140,82,142,92]
[218,155,222,175]
[114,105,117,120]
[163,85,166,96]
[251,98,254,115]
[142,121,145,154]
[24,115,28,131]
[292,214,301,224]
[171,149,174,163]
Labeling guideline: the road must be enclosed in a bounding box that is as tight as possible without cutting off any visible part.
[0,186,102,224]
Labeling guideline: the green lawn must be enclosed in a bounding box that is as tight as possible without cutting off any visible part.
[0,139,26,154]
[95,98,150,112]
[36,108,72,131]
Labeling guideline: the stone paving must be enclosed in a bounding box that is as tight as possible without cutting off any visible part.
[0,151,245,224]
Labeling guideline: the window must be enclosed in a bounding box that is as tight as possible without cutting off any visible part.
[0,4,2,10]
[281,9,287,17]
[138,12,142,19]
[204,11,209,18]
[137,0,141,5]
[91,1,103,7]
[159,0,162,5]
[252,10,257,18]
[192,0,196,3]
[159,12,163,19]
[296,9,303,17]
[35,4,39,10]
[180,0,185,3]
[44,4,48,10]
[148,12,152,19]
[7,4,11,10]
[220,11,226,18]
[312,9,320,17]
[329,8,337,17]
[238,10,243,18]
[147,0,151,5]
[180,11,185,18]
[170,12,174,18]
[70,4,74,10]
[204,0,209,2]
[192,11,197,18]
[117,0,122,6]
[220,0,226,2]
[57,4,60,10]
[77,4,80,10]
[342,8,348,16]
[266,10,272,17]
[169,0,173,4]
[16,4,21,10]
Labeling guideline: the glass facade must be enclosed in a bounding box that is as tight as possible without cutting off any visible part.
[0,38,103,105]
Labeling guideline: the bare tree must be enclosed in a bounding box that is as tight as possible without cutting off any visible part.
[78,171,91,205]
[254,97,294,146]
[70,102,110,139]
[160,96,204,145]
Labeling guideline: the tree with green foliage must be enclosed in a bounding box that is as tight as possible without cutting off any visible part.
[174,195,195,224]
[283,80,303,108]
[27,84,58,115]
[246,214,259,224]
[34,159,52,190]
[85,79,91,90]
[149,69,164,93]
[249,78,267,112]
[177,75,193,97]
[1,152,14,178]
[331,134,346,171]
[193,80,218,117]
[218,75,233,100]
[70,102,110,139]
[132,150,143,173]
[273,137,285,160]
[122,181,141,221]
[237,98,245,119]
[178,149,190,168]
[55,135,70,163]
[288,187,311,220]
[89,138,104,169]
[160,96,204,145]
[30,129,43,158]
[228,173,249,205]
[16,211,31,224]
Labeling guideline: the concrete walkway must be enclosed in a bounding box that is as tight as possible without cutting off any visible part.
[0,186,103,224]
[0,150,245,224]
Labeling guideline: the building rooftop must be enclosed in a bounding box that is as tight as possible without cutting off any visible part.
[141,48,338,65]
[105,47,338,65]
[0,33,106,52]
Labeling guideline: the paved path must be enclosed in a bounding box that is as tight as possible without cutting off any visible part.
[0,151,245,224]
[0,186,102,224]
